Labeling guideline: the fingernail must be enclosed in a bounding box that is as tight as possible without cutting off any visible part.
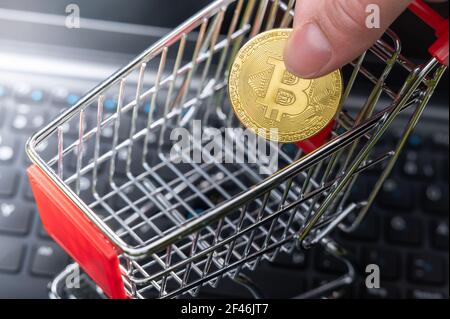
[284,23,332,78]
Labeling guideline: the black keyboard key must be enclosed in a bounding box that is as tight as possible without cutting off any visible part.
[65,93,81,106]
[248,267,307,298]
[406,134,424,150]
[341,212,380,242]
[270,250,308,270]
[407,253,446,285]
[13,83,46,103]
[430,221,449,250]
[11,104,48,132]
[431,131,449,152]
[30,244,69,277]
[13,83,30,101]
[401,151,436,180]
[0,132,18,165]
[0,202,33,235]
[0,237,25,273]
[408,288,448,299]
[422,183,449,214]
[441,157,449,181]
[50,87,70,107]
[360,285,401,299]
[29,89,46,103]
[363,248,401,280]
[52,90,84,109]
[0,168,19,197]
[315,249,347,274]
[386,215,423,246]
[378,179,415,211]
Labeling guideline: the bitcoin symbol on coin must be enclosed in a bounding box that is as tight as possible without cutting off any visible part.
[228,29,343,143]
[251,57,311,122]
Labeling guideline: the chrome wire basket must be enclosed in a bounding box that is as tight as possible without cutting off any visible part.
[26,0,448,299]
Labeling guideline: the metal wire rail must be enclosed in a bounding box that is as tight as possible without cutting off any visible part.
[26,0,448,299]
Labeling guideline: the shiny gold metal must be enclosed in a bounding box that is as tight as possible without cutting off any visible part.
[228,29,343,143]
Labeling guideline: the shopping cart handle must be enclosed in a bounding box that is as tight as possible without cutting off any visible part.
[409,0,449,65]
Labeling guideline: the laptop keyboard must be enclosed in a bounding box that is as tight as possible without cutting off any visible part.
[0,75,448,299]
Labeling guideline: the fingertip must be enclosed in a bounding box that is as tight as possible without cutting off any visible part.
[284,24,333,79]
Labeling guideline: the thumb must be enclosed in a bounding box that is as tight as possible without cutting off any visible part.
[284,0,412,78]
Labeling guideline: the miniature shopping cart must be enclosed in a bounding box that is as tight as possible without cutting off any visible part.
[26,0,448,299]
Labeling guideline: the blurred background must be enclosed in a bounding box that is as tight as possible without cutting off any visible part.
[0,0,448,299]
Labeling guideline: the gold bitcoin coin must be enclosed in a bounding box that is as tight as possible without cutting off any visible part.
[228,29,343,143]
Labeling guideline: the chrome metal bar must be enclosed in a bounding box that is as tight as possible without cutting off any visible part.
[75,110,85,195]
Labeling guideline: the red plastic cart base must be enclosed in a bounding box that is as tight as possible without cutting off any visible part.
[27,165,128,299]
[297,120,335,154]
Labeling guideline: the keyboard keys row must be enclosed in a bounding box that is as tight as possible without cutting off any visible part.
[401,151,436,180]
[7,82,84,107]
[386,215,423,246]
[408,288,448,299]
[378,179,415,211]
[51,87,80,107]
[0,237,68,277]
[13,83,46,104]
[355,286,447,299]
[11,104,48,133]
[408,253,446,285]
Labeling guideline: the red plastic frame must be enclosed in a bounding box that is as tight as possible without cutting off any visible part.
[409,0,449,65]
[28,165,128,299]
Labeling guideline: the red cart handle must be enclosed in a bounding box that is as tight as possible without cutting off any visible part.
[409,0,449,65]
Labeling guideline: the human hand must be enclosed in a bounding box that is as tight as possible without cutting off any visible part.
[284,0,448,79]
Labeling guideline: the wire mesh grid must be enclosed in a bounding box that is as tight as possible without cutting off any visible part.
[27,0,447,298]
